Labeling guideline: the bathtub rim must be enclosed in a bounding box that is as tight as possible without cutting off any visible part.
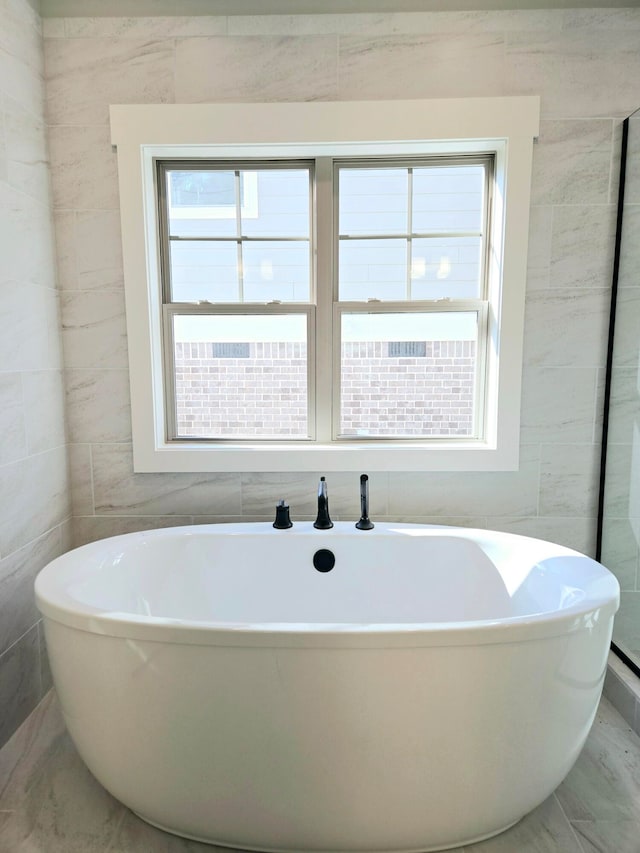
[35,522,620,649]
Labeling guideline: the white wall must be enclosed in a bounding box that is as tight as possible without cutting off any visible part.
[44,9,640,554]
[0,0,70,748]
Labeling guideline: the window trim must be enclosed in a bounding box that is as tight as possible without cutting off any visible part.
[110,97,540,472]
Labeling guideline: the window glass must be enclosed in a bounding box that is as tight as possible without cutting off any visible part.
[241,169,310,237]
[169,240,239,303]
[410,236,482,299]
[339,311,478,438]
[242,241,310,303]
[338,238,408,301]
[173,314,309,439]
[339,168,408,236]
[412,165,485,233]
[167,170,239,238]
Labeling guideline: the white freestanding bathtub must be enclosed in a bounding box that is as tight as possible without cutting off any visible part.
[35,522,619,853]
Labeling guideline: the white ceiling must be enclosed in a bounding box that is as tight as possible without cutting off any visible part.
[38,0,640,17]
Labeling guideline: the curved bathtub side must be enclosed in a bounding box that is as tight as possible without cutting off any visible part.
[34,523,620,645]
[43,609,614,853]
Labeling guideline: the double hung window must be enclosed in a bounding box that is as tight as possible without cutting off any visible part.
[158,156,491,444]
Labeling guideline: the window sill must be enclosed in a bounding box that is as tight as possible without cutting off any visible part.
[132,440,519,473]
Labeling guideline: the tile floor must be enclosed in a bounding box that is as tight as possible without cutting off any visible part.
[0,691,639,853]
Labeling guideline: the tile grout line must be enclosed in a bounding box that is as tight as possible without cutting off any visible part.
[551,792,588,853]
[104,805,128,853]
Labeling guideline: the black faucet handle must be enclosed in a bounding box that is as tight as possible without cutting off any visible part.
[273,500,293,529]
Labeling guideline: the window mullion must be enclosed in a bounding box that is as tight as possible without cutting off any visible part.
[234,170,244,302]
[315,157,334,443]
[407,167,413,301]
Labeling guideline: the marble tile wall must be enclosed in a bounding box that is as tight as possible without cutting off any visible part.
[604,651,640,738]
[0,0,71,749]
[41,10,640,560]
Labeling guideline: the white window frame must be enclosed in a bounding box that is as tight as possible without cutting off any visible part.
[110,97,539,473]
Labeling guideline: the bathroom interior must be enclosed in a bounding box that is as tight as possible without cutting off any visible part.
[2,0,640,850]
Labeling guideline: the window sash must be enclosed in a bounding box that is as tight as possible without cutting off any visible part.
[332,300,488,441]
[163,303,316,442]
[157,160,315,305]
[333,155,493,303]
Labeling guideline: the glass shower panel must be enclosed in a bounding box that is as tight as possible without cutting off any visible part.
[600,107,640,672]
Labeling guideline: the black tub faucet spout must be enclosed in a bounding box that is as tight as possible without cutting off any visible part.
[356,474,374,530]
[314,477,333,529]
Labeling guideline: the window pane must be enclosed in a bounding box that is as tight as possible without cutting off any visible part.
[339,238,407,301]
[173,314,308,438]
[339,168,408,235]
[241,170,310,238]
[410,237,482,299]
[169,241,239,303]
[167,170,238,238]
[242,241,310,302]
[412,166,485,233]
[340,312,478,438]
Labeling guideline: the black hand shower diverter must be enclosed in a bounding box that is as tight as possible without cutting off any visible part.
[273,500,293,529]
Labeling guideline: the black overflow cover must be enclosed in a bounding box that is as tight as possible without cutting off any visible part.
[313,549,335,573]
